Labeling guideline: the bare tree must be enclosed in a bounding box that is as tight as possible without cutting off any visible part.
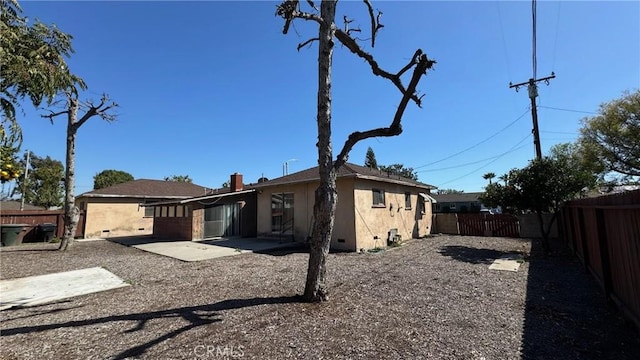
[44,90,117,250]
[277,0,435,302]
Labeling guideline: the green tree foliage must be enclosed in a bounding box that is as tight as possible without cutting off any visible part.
[579,89,640,180]
[12,152,64,208]
[435,188,464,195]
[364,146,378,169]
[480,149,597,251]
[93,169,133,190]
[164,174,192,183]
[1,0,84,144]
[379,163,418,181]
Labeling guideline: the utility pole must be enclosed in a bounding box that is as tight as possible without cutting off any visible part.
[509,73,555,159]
[20,150,30,211]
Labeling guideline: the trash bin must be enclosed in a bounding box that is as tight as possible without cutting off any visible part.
[38,223,58,242]
[1,224,27,247]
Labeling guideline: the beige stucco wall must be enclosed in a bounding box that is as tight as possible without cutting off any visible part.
[82,198,153,238]
[353,180,433,250]
[256,178,432,251]
[256,180,356,251]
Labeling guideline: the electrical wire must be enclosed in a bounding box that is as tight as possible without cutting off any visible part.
[413,107,530,170]
[532,0,537,79]
[436,133,532,187]
[537,105,597,115]
[541,130,577,135]
[417,146,529,173]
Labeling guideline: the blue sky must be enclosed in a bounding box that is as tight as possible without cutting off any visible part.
[14,0,640,194]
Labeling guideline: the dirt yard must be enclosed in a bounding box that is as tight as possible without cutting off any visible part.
[1,235,638,360]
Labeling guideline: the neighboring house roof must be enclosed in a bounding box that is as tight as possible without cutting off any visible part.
[431,192,484,203]
[252,163,435,190]
[0,200,46,211]
[77,179,212,199]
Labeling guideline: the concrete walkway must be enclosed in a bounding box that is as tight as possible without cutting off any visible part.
[110,236,303,262]
[0,267,129,310]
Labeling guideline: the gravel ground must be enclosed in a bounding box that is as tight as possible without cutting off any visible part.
[0,235,638,360]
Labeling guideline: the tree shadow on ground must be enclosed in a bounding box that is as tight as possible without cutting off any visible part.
[0,295,303,359]
[438,245,512,264]
[521,238,640,360]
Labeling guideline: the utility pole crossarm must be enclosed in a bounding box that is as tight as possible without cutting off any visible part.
[509,72,556,160]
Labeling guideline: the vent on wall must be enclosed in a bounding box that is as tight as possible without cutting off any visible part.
[337,239,345,243]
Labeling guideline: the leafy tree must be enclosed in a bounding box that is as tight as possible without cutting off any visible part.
[0,124,22,186]
[277,0,434,301]
[480,149,596,252]
[578,89,640,181]
[46,91,117,250]
[1,0,84,146]
[364,146,378,169]
[12,153,64,208]
[94,169,133,190]
[435,188,464,195]
[482,172,496,185]
[164,175,192,183]
[379,163,418,181]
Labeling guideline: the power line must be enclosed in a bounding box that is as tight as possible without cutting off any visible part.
[532,0,537,79]
[413,107,530,170]
[537,105,596,115]
[436,134,532,187]
[541,130,577,135]
[418,142,531,173]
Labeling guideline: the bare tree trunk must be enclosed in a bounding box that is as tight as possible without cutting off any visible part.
[59,97,79,251]
[303,0,337,302]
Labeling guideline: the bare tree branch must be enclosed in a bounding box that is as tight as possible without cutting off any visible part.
[276,0,323,34]
[42,109,70,124]
[334,30,435,106]
[298,37,320,51]
[333,53,433,170]
[363,0,383,48]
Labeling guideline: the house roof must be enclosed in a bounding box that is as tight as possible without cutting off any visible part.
[431,192,483,203]
[77,179,212,199]
[145,189,256,206]
[252,163,435,190]
[0,200,46,211]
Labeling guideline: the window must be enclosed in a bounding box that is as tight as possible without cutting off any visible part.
[271,193,294,233]
[176,205,184,217]
[372,189,385,207]
[449,203,457,210]
[404,192,412,210]
[168,206,175,217]
[155,206,161,217]
[144,206,154,217]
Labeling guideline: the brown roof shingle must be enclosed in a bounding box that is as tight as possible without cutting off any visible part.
[78,179,211,199]
[253,163,435,189]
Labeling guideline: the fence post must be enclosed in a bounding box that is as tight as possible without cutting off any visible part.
[595,208,613,305]
[577,208,590,274]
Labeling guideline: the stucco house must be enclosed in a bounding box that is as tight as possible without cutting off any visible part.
[150,173,257,241]
[431,192,489,213]
[252,163,436,251]
[76,179,212,238]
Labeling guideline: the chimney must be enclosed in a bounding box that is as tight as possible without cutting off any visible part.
[230,173,243,192]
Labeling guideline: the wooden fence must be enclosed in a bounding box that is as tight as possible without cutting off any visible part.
[0,210,85,242]
[561,190,640,330]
